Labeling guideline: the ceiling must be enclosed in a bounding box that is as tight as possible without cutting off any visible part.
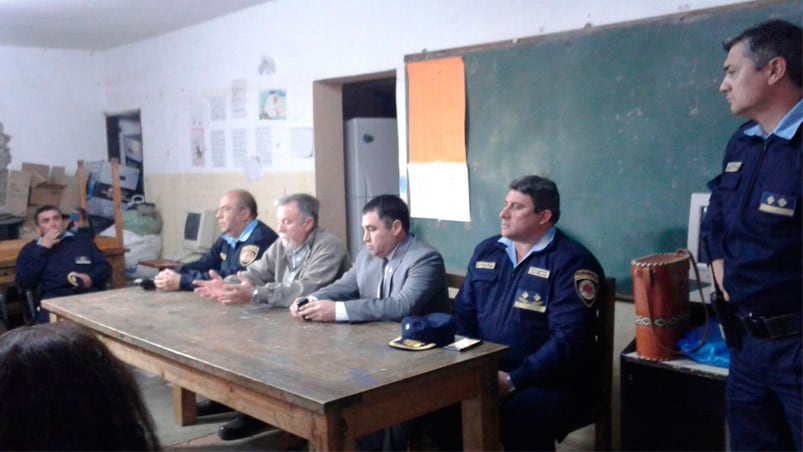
[0,0,272,51]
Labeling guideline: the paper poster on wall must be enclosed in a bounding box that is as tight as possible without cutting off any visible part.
[255,126,273,167]
[291,127,313,158]
[232,128,248,168]
[190,128,205,167]
[407,162,470,222]
[210,96,226,121]
[259,89,287,120]
[231,79,247,119]
[407,57,466,164]
[244,155,262,182]
[406,57,470,221]
[210,129,226,168]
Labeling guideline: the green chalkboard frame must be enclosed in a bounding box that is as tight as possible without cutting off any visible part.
[406,0,801,294]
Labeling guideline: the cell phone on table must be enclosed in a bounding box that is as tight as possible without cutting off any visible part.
[296,298,309,308]
[444,337,482,351]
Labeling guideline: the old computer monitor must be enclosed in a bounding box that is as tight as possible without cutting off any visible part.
[687,192,711,285]
[183,209,218,252]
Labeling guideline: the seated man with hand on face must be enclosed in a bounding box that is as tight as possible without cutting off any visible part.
[289,194,449,450]
[154,189,277,291]
[448,175,606,451]
[16,205,111,323]
[191,193,351,441]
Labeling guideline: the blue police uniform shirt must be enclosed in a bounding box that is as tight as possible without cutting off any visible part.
[15,231,111,299]
[454,227,604,392]
[703,100,802,315]
[176,219,277,291]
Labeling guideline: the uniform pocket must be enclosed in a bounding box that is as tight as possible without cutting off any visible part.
[719,172,741,190]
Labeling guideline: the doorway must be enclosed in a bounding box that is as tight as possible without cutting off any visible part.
[313,71,397,243]
[105,111,144,199]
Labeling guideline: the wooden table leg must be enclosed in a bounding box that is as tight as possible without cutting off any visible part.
[173,385,197,426]
[308,412,355,451]
[461,362,501,451]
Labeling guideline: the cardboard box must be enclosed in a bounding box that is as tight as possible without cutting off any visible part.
[50,166,67,184]
[29,181,66,207]
[17,205,38,240]
[21,163,49,186]
[58,175,80,212]
[6,170,30,217]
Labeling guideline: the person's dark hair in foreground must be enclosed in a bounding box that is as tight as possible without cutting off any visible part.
[0,321,160,451]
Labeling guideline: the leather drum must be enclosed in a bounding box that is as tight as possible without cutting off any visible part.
[631,251,691,361]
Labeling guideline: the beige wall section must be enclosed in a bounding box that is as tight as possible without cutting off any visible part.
[146,172,315,260]
[313,81,347,243]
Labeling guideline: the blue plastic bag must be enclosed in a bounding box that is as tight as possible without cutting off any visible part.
[676,319,730,368]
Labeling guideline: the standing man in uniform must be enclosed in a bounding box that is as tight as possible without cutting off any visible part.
[154,189,277,291]
[192,193,351,441]
[703,20,802,451]
[452,175,605,451]
[16,205,111,323]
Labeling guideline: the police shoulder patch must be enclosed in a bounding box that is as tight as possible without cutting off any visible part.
[574,269,599,307]
[239,245,260,266]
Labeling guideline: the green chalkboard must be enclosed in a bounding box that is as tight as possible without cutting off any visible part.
[408,1,801,294]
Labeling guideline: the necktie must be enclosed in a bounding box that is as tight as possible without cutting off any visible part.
[377,258,388,298]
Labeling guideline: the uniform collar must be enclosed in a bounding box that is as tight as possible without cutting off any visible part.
[36,230,74,246]
[221,219,258,247]
[498,226,556,266]
[743,99,803,140]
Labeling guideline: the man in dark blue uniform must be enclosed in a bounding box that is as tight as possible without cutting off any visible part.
[703,20,802,451]
[16,205,111,322]
[154,189,277,292]
[449,175,604,451]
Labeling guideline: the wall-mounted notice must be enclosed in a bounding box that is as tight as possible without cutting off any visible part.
[231,128,248,168]
[231,79,247,119]
[210,96,226,122]
[259,89,287,120]
[291,127,313,158]
[210,129,226,168]
[255,126,273,167]
[406,57,470,221]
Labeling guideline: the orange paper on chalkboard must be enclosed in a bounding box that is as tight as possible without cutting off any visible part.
[407,57,466,164]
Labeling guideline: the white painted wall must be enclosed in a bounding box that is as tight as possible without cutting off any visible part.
[98,0,756,178]
[0,0,757,216]
[0,46,106,174]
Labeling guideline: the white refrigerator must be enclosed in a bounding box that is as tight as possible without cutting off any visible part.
[344,118,399,258]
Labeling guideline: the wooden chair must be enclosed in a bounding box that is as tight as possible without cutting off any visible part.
[445,271,465,308]
[0,287,37,328]
[24,288,41,324]
[562,277,616,450]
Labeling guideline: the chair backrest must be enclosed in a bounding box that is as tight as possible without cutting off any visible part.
[25,287,42,325]
[593,277,616,449]
[445,272,465,309]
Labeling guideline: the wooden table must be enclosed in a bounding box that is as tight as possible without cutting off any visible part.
[44,288,507,450]
[0,236,127,288]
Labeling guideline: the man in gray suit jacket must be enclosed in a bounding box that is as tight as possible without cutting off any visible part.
[290,193,449,322]
[290,194,449,450]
